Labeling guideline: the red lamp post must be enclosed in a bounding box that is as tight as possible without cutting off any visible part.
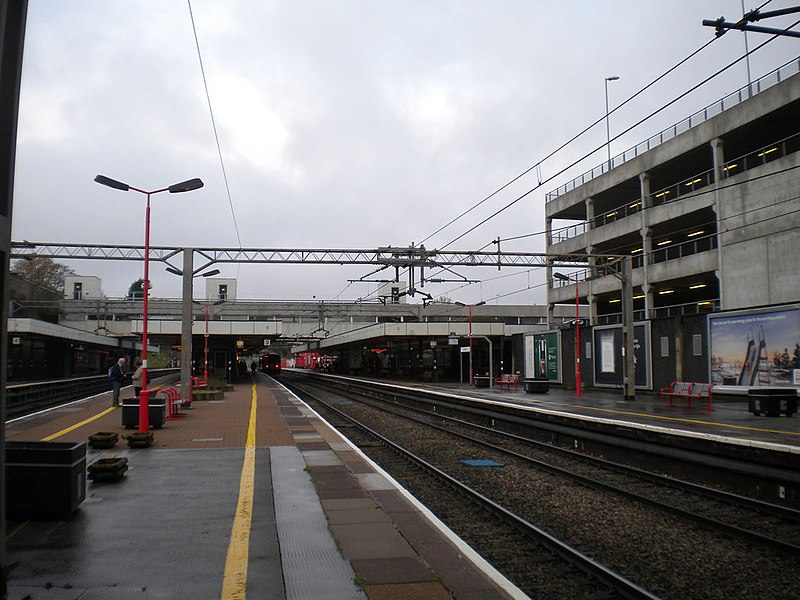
[456,300,485,386]
[200,299,225,382]
[95,175,203,432]
[554,272,584,399]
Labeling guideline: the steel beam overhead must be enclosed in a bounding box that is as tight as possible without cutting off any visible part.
[11,242,617,269]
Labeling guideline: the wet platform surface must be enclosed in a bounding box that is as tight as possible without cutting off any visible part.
[5,377,521,600]
[397,379,800,451]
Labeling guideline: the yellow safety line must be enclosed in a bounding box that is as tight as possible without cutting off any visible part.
[221,382,258,599]
[41,406,117,441]
[571,403,800,437]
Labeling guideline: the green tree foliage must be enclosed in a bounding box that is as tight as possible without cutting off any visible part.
[127,278,145,300]
[11,257,74,293]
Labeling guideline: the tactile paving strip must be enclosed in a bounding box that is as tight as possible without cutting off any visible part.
[271,446,366,600]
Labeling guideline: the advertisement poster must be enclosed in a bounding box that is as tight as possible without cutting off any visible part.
[524,332,560,381]
[593,323,650,389]
[709,306,800,387]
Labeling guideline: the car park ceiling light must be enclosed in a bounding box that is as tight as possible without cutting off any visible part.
[687,230,704,237]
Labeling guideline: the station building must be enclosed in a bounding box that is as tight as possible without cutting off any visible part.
[545,60,800,393]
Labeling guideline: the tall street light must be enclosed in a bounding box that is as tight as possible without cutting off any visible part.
[604,75,620,170]
[94,175,203,432]
[553,272,584,399]
[196,299,225,382]
[455,300,486,386]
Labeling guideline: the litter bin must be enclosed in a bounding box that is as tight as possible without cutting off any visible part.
[748,388,797,417]
[122,396,166,429]
[523,378,549,394]
[473,376,491,388]
[6,440,87,518]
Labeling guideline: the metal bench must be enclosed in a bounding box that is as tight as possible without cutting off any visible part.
[494,373,520,391]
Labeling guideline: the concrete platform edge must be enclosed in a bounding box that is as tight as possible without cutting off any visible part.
[275,379,530,600]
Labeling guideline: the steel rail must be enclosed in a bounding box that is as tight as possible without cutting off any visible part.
[288,380,658,600]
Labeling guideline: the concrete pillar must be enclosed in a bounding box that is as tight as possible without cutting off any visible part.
[180,249,193,399]
[639,172,651,320]
[711,137,725,308]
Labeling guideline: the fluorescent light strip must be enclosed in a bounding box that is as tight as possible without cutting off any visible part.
[687,230,704,237]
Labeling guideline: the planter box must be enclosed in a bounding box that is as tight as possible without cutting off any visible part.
[88,457,129,482]
[191,389,224,401]
[88,431,119,449]
[523,378,550,394]
[122,398,166,429]
[6,441,87,518]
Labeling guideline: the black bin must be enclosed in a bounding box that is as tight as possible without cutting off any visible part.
[523,378,549,394]
[122,397,166,429]
[473,376,490,388]
[748,388,798,417]
[6,440,87,518]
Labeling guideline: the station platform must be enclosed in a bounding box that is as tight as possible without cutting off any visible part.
[5,377,523,600]
[402,378,800,451]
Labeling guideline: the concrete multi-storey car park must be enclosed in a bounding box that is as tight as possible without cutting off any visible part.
[545,60,800,392]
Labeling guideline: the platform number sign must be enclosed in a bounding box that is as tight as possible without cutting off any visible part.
[263,339,271,346]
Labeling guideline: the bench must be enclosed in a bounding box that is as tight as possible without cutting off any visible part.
[494,373,520,391]
[160,387,188,420]
[659,381,714,410]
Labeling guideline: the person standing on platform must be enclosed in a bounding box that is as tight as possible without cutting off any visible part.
[131,360,143,399]
[250,360,257,375]
[108,357,126,407]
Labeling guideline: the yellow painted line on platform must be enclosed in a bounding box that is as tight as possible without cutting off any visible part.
[572,403,800,437]
[40,406,117,441]
[221,382,258,599]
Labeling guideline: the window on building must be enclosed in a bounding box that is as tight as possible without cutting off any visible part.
[661,336,669,358]
[218,284,227,301]
[73,282,83,300]
[390,287,400,304]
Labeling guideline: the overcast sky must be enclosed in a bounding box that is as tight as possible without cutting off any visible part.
[11,1,799,305]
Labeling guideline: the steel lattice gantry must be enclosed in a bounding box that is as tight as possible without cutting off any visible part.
[10,241,602,271]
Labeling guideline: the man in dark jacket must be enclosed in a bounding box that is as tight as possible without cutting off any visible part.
[108,357,126,407]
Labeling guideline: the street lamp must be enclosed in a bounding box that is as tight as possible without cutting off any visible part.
[554,272,583,399]
[198,299,225,382]
[455,300,486,386]
[604,75,620,170]
[94,175,203,432]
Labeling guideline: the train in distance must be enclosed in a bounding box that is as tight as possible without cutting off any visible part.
[259,353,282,376]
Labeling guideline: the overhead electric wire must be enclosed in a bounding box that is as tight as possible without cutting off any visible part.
[187,0,243,251]
[419,32,720,248]
[430,15,795,253]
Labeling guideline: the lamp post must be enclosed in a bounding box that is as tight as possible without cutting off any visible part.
[553,272,583,399]
[456,300,486,386]
[199,299,225,381]
[604,75,620,170]
[94,175,203,432]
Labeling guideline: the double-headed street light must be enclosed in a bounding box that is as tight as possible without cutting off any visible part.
[94,175,203,432]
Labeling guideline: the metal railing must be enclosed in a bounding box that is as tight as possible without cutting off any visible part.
[649,168,715,208]
[649,234,717,264]
[546,57,800,202]
[721,131,800,179]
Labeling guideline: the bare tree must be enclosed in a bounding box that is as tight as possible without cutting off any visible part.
[11,257,74,293]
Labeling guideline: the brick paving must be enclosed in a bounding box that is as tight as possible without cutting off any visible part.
[7,379,294,448]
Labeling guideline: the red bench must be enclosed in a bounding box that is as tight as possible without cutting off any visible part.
[494,373,521,391]
[160,387,188,420]
[659,381,714,411]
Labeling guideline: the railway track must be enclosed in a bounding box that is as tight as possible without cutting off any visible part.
[283,373,800,600]
[288,381,655,599]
